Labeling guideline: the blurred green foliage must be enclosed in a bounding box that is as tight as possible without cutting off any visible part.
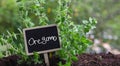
[70,0,120,50]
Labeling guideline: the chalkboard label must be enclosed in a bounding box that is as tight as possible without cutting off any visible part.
[23,24,61,55]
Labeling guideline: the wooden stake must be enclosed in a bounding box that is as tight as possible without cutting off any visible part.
[44,53,50,66]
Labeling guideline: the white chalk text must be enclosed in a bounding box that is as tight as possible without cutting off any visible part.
[28,36,57,46]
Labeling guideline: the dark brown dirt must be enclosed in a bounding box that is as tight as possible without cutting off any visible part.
[72,52,120,66]
[0,52,120,66]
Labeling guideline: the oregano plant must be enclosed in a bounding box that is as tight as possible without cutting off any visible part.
[55,0,97,65]
[0,0,97,65]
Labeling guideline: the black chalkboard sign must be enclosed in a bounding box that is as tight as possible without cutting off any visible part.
[23,24,61,55]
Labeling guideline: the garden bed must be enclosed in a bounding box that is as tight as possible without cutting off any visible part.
[72,52,120,66]
[0,52,119,66]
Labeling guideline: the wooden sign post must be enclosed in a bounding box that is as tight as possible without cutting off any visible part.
[44,53,49,66]
[23,24,61,66]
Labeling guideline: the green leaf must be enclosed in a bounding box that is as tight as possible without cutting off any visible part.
[64,62,71,66]
[71,56,78,62]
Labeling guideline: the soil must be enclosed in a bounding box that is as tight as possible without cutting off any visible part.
[72,52,120,66]
[0,52,120,66]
